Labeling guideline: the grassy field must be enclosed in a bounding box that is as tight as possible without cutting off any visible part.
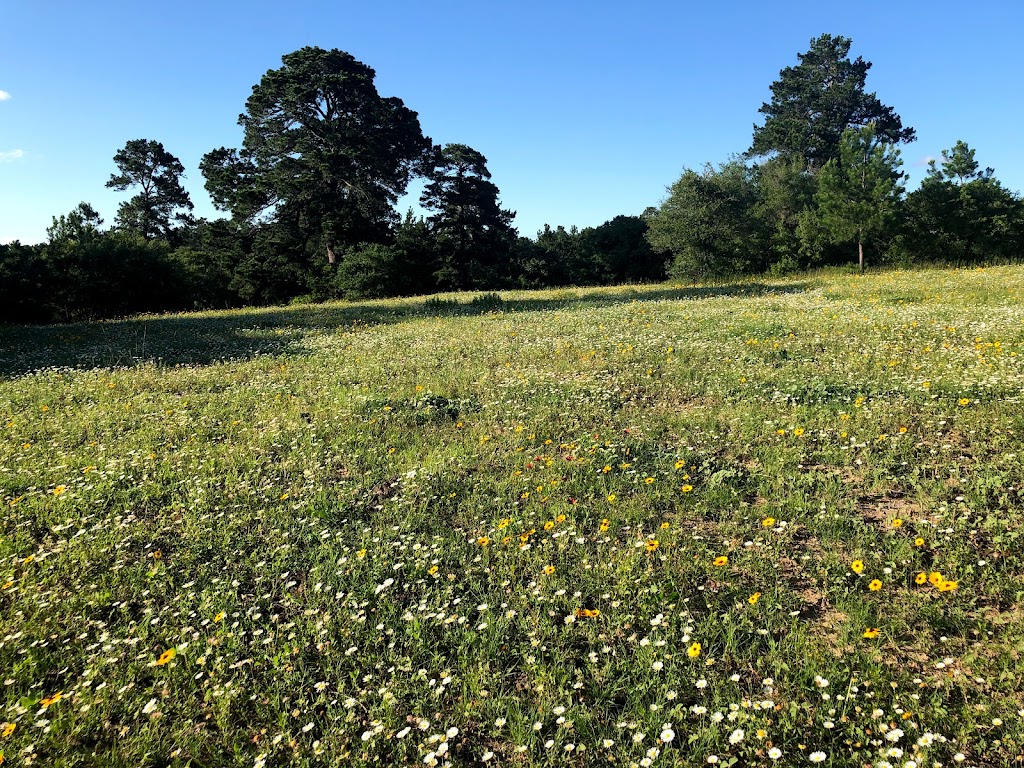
[2,266,1024,767]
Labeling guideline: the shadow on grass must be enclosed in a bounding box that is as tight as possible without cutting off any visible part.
[0,281,810,377]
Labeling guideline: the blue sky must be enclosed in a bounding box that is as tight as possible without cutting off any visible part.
[2,0,1022,245]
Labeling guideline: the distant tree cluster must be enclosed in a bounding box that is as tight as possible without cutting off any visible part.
[646,34,1024,278]
[3,37,1022,325]
[1,47,661,324]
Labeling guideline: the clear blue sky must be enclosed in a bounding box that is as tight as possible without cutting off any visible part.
[2,0,1022,245]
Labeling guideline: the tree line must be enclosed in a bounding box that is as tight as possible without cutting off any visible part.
[2,36,1022,325]
[648,35,1024,279]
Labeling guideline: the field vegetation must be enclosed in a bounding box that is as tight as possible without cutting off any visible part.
[2,266,1024,767]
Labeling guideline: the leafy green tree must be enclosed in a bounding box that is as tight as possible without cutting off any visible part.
[900,141,1022,264]
[753,155,818,271]
[646,160,769,280]
[751,34,915,169]
[41,203,184,321]
[579,215,665,284]
[106,139,194,240]
[803,125,905,272]
[335,212,440,299]
[421,143,516,289]
[926,140,992,185]
[200,47,430,264]
[0,240,47,324]
[534,224,584,286]
[47,202,105,243]
[333,243,409,299]
[171,218,248,309]
[393,210,441,294]
[507,236,555,289]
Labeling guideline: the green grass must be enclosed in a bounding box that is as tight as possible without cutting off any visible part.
[2,266,1023,767]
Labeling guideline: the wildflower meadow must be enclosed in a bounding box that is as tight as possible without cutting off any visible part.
[2,266,1023,767]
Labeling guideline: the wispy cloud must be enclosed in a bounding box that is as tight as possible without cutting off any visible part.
[0,90,11,101]
[913,155,935,167]
[0,149,25,163]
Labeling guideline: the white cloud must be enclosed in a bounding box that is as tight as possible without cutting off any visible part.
[0,90,10,101]
[0,149,25,162]
[913,155,935,167]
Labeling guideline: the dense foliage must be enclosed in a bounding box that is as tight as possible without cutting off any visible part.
[107,139,194,241]
[750,34,916,168]
[2,37,1021,325]
[648,35,1023,279]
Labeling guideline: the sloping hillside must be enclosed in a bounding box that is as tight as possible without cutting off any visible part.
[2,267,1023,767]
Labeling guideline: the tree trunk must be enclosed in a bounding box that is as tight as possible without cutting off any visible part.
[326,241,336,265]
[858,238,864,274]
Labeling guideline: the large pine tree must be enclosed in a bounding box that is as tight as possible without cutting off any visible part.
[751,34,915,170]
[200,47,430,264]
[420,144,516,289]
[805,125,905,272]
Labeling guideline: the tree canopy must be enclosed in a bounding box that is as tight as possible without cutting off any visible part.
[421,143,516,289]
[200,47,430,263]
[751,34,916,169]
[7,36,1024,326]
[106,139,193,240]
[926,140,992,185]
[902,141,1022,263]
[804,125,905,272]
[646,161,769,279]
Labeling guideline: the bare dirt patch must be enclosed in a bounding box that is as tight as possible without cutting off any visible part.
[858,493,922,525]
